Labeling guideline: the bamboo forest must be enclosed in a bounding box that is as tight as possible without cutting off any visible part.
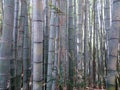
[0,0,120,90]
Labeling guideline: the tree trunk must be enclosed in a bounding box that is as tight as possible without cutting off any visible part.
[23,2,29,89]
[93,0,96,87]
[106,0,120,89]
[16,0,26,89]
[0,0,14,89]
[32,0,44,90]
[11,0,19,89]
[84,0,89,85]
[68,0,74,89]
[43,0,49,89]
[46,0,56,89]
[51,10,59,90]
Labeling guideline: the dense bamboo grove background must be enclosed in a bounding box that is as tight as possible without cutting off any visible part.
[0,0,120,90]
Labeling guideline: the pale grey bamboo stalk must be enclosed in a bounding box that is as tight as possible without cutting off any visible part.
[11,0,19,89]
[93,0,97,86]
[32,0,44,90]
[23,2,29,89]
[94,0,99,86]
[60,0,68,87]
[84,0,89,84]
[99,0,106,87]
[77,0,84,88]
[51,14,59,90]
[104,0,111,77]
[16,0,26,89]
[68,0,74,89]
[73,0,77,87]
[0,0,14,89]
[106,0,119,89]
[43,0,49,89]
[46,0,56,89]
[65,0,69,86]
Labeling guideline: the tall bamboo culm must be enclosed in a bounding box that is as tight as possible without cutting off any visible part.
[32,0,44,90]
[0,0,14,89]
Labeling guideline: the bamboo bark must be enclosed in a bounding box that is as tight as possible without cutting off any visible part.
[11,0,19,89]
[46,0,56,89]
[32,0,44,90]
[16,0,26,89]
[0,0,14,89]
[106,0,120,89]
